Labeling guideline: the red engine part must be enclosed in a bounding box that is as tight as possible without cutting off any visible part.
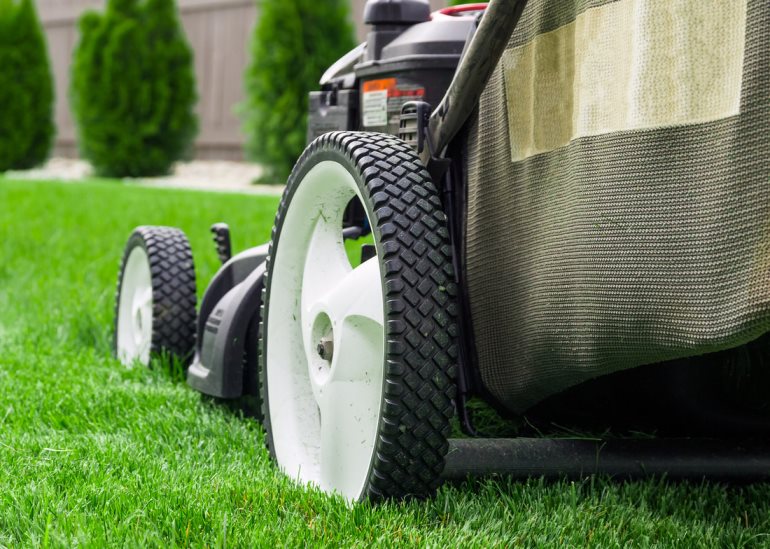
[438,3,488,16]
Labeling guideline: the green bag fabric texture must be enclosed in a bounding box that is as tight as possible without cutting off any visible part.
[464,0,769,414]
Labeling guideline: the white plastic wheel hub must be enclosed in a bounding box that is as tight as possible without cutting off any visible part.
[266,160,385,501]
[116,246,154,366]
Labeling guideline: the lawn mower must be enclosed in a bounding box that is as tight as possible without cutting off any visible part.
[114,0,770,501]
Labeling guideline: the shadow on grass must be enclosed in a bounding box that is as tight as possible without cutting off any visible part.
[430,474,769,545]
[149,351,263,422]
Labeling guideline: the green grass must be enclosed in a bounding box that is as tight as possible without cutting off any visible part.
[1,178,770,547]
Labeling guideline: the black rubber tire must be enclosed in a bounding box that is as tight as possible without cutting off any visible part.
[114,226,197,366]
[260,131,459,500]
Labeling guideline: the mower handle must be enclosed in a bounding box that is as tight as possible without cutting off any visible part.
[421,0,528,167]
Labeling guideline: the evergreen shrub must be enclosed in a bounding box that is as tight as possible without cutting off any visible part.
[242,0,355,182]
[0,0,54,172]
[71,0,197,177]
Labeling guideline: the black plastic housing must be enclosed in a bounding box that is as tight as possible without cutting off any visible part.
[356,17,474,135]
[186,245,268,399]
[363,0,431,25]
[307,89,358,143]
[307,10,477,142]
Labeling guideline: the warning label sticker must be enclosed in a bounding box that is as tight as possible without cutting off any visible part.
[362,78,426,130]
[362,89,388,127]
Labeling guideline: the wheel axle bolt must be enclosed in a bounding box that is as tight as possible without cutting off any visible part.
[317,338,333,361]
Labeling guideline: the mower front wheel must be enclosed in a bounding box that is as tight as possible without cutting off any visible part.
[260,132,459,501]
[114,226,197,367]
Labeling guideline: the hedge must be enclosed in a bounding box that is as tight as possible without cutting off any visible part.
[0,0,54,172]
[71,0,197,177]
[242,0,356,182]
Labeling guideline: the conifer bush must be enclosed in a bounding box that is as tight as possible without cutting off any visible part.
[71,0,197,177]
[0,0,54,172]
[242,0,355,182]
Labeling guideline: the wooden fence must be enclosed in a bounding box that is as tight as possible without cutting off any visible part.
[38,0,446,160]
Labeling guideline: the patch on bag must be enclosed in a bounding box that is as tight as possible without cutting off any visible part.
[503,0,748,162]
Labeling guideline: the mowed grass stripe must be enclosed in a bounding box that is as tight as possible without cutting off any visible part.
[0,178,768,547]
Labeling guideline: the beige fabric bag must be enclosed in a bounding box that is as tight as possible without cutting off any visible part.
[464,0,769,413]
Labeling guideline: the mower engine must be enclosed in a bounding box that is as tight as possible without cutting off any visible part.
[308,1,483,144]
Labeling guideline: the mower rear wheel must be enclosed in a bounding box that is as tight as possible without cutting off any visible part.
[114,226,197,367]
[260,132,459,501]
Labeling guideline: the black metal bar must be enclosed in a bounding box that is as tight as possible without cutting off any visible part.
[421,0,528,166]
[442,438,770,481]
[441,156,480,437]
